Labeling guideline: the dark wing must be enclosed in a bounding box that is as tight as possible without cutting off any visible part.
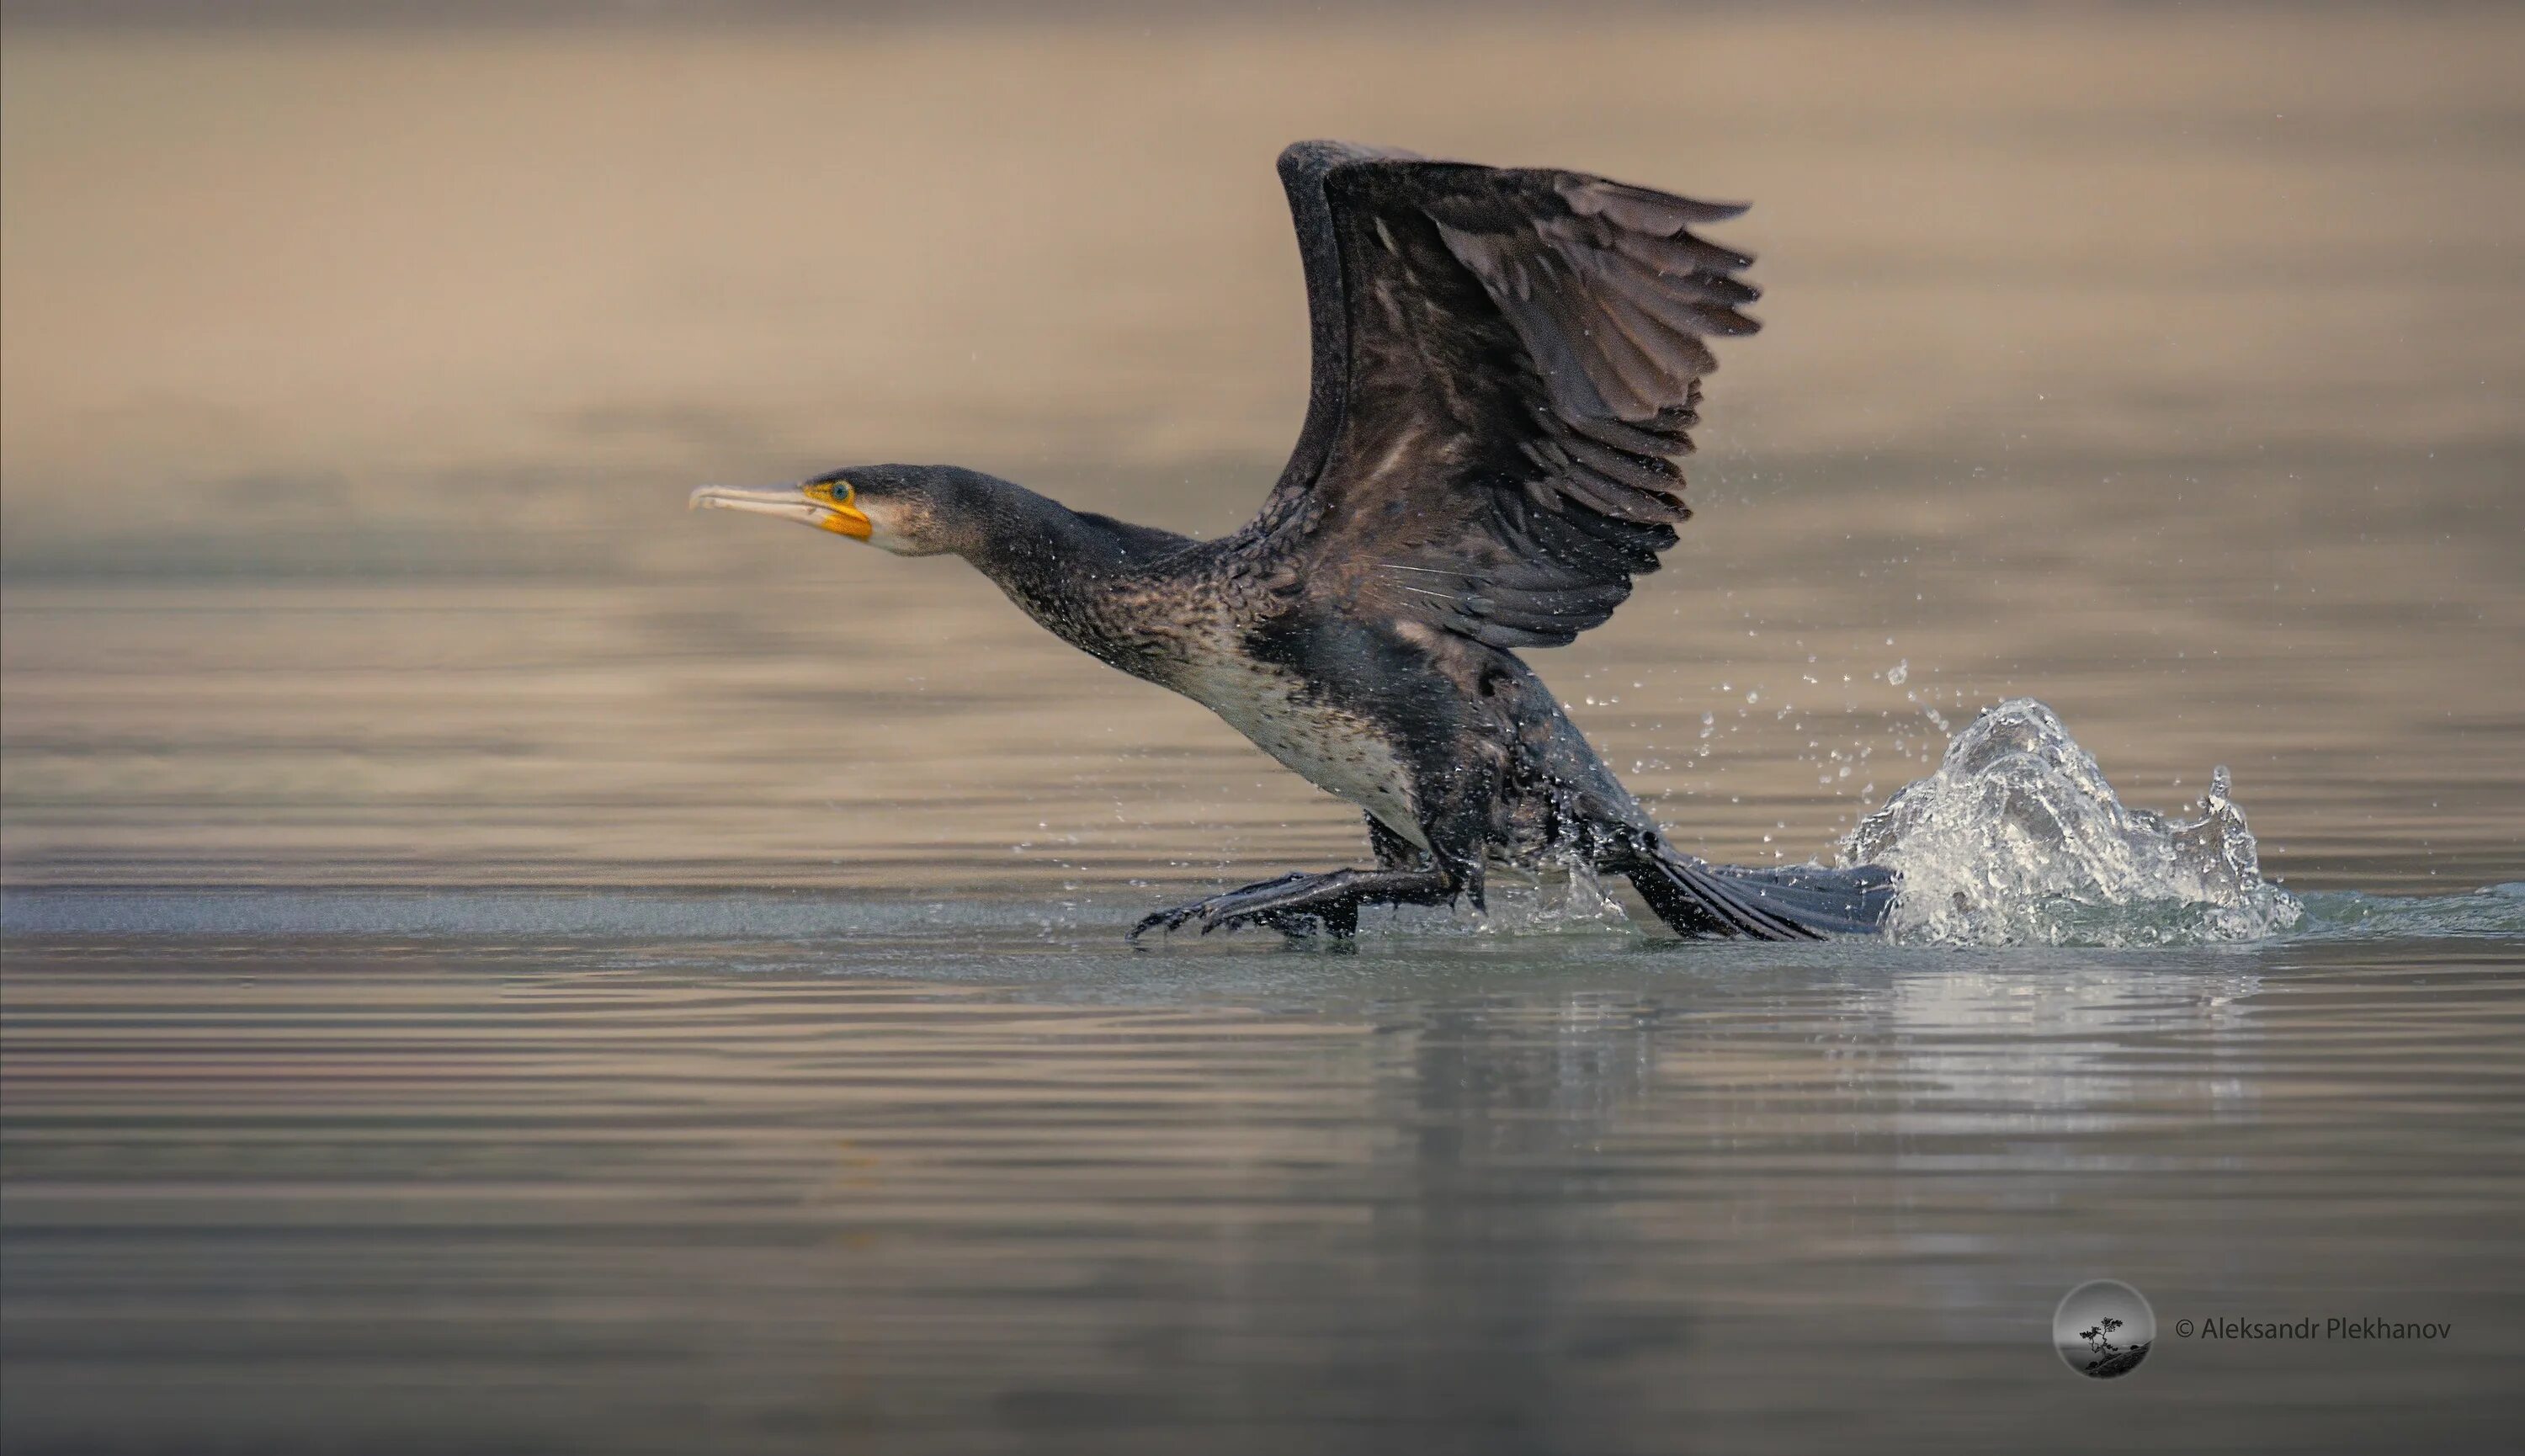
[1248,141,1758,649]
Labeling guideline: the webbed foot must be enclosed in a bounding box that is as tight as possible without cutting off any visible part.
[1129,872,1360,943]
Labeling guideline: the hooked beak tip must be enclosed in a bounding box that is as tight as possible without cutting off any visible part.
[688,484,776,513]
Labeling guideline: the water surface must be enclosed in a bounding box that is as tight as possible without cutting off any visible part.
[6,898,2523,1453]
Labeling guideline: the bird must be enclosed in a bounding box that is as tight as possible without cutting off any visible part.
[694,141,1896,943]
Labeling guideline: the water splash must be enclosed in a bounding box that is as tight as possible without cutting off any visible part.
[1840,699,2304,947]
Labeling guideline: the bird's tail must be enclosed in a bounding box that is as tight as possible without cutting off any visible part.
[1625,850,1897,940]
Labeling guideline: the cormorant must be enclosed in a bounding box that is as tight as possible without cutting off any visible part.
[694,141,1895,942]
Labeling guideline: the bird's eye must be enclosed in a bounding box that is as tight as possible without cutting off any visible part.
[821,480,855,505]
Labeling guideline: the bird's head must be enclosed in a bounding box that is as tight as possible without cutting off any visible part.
[688,464,995,557]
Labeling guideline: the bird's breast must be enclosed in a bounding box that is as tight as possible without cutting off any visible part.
[1167,635,1430,852]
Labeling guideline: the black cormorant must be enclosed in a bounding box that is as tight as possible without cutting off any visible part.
[694,141,1895,942]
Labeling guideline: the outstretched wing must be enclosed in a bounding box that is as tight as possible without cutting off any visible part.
[1249,141,1758,649]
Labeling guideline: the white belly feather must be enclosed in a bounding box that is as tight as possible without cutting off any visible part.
[1171,653,1430,851]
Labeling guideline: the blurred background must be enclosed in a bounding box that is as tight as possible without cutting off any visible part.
[4,1,2520,895]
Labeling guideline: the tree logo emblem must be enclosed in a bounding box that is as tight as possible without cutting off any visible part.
[2054,1280,2155,1379]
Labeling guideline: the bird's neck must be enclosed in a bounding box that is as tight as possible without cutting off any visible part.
[960,485,1143,591]
[960,485,1189,673]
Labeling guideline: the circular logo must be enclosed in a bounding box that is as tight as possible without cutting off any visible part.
[2054,1279,2155,1379]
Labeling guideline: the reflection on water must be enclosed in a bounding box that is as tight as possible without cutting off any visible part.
[5,915,2522,1453]
[3,7,2522,1452]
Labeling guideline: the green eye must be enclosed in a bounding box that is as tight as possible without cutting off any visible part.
[822,481,855,505]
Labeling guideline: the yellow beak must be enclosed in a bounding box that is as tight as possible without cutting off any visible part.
[688,483,873,540]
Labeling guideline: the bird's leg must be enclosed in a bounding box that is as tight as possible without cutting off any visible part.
[1129,865,1459,942]
[1133,745,1502,947]
[1291,816,1433,941]
[1365,815,1426,871]
[1129,872,1305,942]
[1129,815,1442,944]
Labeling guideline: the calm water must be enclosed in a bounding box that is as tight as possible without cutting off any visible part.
[4,9,2523,1452]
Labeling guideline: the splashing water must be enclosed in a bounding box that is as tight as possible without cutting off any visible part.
[1840,699,2303,947]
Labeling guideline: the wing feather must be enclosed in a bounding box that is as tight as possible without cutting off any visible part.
[1245,141,1758,650]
